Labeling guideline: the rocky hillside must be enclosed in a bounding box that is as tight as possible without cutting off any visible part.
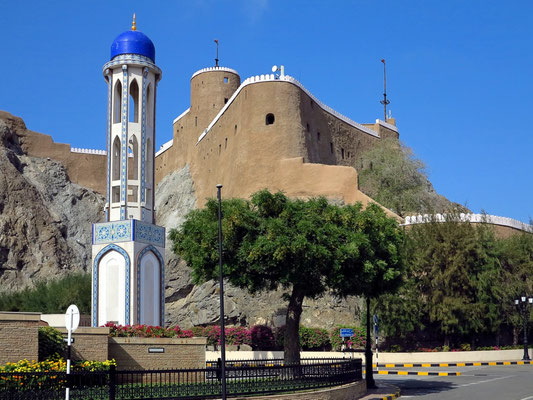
[0,112,104,291]
[0,112,362,328]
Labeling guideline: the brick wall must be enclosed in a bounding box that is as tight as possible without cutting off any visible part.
[0,312,42,364]
[59,327,110,362]
[109,337,206,370]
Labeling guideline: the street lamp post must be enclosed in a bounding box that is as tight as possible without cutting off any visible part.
[514,295,533,361]
[365,297,376,388]
[216,184,227,400]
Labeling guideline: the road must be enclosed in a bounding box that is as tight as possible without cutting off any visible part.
[375,364,533,400]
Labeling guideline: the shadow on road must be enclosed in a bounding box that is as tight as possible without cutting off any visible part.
[379,378,456,396]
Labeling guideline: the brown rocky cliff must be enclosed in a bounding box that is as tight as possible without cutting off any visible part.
[0,112,104,290]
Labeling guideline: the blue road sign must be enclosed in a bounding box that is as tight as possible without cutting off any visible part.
[340,328,354,337]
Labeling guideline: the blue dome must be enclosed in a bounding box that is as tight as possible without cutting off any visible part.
[110,30,155,62]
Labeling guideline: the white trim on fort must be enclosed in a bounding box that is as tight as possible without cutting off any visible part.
[71,147,107,155]
[402,213,533,233]
[194,71,399,144]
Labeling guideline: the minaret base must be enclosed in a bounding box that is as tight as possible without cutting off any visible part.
[91,219,165,327]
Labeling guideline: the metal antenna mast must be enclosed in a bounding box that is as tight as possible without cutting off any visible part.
[380,59,390,121]
[214,39,219,67]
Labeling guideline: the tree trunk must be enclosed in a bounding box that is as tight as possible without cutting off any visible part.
[284,286,305,364]
[513,326,519,346]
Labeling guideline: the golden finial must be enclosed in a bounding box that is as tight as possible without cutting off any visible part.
[131,13,137,31]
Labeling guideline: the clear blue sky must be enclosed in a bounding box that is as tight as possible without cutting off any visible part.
[1,1,531,223]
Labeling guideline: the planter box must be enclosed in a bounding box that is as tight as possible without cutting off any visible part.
[109,337,207,370]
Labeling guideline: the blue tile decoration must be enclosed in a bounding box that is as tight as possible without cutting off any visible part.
[93,220,133,244]
[106,69,112,221]
[103,54,162,82]
[134,220,166,248]
[141,68,147,206]
[92,243,131,327]
[120,65,128,220]
[136,245,165,325]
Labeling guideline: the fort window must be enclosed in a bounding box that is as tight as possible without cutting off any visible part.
[266,113,275,125]
[341,148,345,160]
[113,80,122,123]
[129,79,139,123]
[310,99,314,108]
[224,98,228,104]
[234,124,237,134]
[219,144,222,154]
[224,77,229,84]
[225,138,228,148]
[306,123,310,132]
[195,116,197,127]
[347,151,351,158]
[317,131,321,141]
[330,142,334,154]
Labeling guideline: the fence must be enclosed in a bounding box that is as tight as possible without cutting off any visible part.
[0,358,362,400]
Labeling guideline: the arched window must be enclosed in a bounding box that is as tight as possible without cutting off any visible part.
[265,113,275,125]
[113,80,122,124]
[112,136,121,181]
[129,79,139,123]
[146,138,153,207]
[146,84,153,126]
[128,135,138,180]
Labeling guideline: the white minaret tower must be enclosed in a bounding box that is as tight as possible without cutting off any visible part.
[91,16,165,327]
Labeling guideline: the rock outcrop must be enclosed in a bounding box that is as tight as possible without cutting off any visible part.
[0,111,363,328]
[0,112,104,291]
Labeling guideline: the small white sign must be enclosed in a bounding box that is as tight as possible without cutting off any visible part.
[65,304,80,333]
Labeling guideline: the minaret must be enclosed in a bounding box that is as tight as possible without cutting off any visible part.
[91,16,165,327]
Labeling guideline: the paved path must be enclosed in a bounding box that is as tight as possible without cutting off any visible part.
[374,364,533,399]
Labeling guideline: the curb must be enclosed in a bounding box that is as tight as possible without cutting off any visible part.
[370,360,532,368]
[377,370,460,376]
[364,383,401,400]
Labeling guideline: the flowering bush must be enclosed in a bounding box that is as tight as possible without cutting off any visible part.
[104,323,193,338]
[299,327,330,350]
[0,358,116,392]
[329,325,366,351]
[225,326,252,346]
[249,325,276,350]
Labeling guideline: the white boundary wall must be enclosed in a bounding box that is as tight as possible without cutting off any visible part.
[206,349,526,363]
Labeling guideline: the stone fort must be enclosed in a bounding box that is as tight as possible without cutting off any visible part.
[11,43,530,237]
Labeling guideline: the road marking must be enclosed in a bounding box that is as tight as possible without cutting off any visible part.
[519,396,533,400]
[459,375,513,387]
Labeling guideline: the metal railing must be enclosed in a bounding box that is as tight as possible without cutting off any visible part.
[0,358,362,400]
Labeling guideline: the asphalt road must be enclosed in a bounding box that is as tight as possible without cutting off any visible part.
[375,364,533,400]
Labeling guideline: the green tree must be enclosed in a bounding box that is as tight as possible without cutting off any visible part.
[170,190,405,363]
[378,215,502,348]
[357,138,464,216]
[0,273,91,314]
[497,232,533,344]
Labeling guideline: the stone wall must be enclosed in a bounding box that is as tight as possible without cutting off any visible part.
[108,337,206,370]
[59,327,110,362]
[0,312,42,363]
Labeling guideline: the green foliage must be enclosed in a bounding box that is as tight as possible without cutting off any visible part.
[298,326,330,350]
[38,326,66,361]
[357,139,464,216]
[0,273,91,314]
[376,215,533,349]
[329,325,366,351]
[170,190,405,362]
